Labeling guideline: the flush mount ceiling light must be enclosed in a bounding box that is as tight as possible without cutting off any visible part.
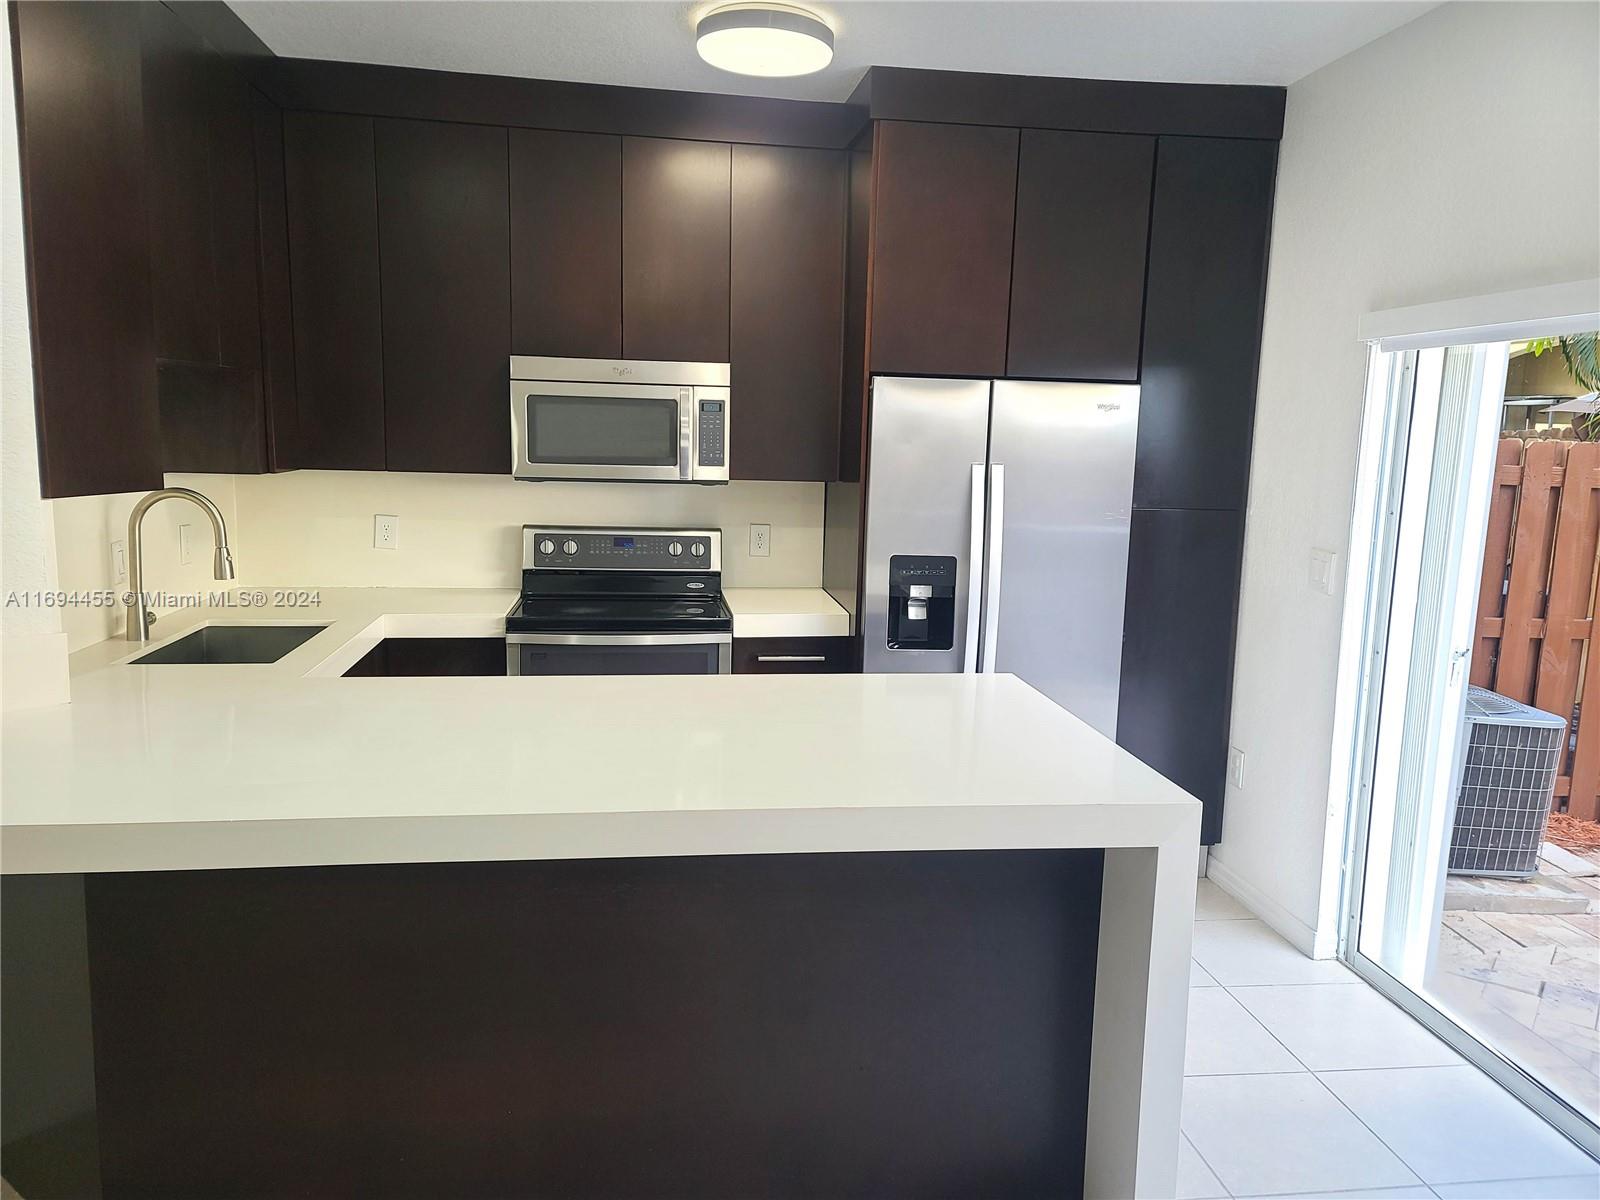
[696,4,834,77]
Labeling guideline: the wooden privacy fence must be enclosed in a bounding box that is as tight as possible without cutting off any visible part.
[1471,437,1600,821]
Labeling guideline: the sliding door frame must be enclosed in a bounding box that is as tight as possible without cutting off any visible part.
[1336,341,1600,1158]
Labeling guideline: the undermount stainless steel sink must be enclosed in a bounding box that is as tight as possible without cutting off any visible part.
[129,625,326,665]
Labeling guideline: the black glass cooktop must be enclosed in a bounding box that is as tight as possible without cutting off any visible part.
[506,594,732,635]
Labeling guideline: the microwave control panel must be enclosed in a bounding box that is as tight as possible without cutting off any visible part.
[696,399,726,468]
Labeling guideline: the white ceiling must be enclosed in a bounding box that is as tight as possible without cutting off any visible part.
[228,1,1439,103]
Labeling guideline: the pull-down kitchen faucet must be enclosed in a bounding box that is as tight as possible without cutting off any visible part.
[125,488,236,641]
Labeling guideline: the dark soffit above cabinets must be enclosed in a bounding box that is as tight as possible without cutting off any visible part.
[848,66,1286,140]
[242,59,1286,151]
[250,58,869,150]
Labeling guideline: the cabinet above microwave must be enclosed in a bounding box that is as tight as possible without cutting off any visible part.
[510,357,731,484]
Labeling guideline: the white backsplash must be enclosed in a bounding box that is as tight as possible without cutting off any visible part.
[231,470,823,590]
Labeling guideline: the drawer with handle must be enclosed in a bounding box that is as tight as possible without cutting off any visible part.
[732,636,854,674]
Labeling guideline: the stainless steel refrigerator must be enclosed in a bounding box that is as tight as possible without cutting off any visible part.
[862,376,1140,737]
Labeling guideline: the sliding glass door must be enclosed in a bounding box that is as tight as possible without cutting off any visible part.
[1342,340,1600,1155]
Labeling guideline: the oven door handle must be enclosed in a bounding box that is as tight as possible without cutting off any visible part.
[506,632,733,646]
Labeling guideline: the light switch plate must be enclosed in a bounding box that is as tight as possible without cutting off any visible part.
[1227,746,1246,790]
[374,514,399,550]
[111,539,127,582]
[178,523,194,566]
[1309,547,1338,596]
[749,524,771,557]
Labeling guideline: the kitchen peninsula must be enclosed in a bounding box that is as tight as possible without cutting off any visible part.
[2,595,1199,1200]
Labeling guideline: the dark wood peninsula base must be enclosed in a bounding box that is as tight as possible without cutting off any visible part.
[4,849,1103,1199]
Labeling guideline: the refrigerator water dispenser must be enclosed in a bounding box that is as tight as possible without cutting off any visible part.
[887,555,956,650]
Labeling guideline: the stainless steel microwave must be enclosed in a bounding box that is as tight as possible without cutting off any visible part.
[510,356,730,484]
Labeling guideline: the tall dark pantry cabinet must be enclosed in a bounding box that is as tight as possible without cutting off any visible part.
[827,69,1281,845]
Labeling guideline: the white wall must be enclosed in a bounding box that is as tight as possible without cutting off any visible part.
[0,11,69,709]
[1212,1,1600,953]
[230,472,824,591]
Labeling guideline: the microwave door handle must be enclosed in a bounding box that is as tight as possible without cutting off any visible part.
[964,463,986,673]
[980,464,1004,673]
[679,389,694,482]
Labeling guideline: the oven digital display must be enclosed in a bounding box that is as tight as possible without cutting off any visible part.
[613,537,635,549]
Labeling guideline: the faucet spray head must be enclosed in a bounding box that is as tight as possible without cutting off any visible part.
[214,546,236,581]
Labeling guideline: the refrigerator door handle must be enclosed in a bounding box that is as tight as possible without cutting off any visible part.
[980,464,1005,673]
[963,463,986,673]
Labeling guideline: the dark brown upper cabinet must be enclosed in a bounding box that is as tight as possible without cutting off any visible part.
[12,0,162,498]
[141,3,268,474]
[867,121,1018,379]
[376,119,511,474]
[283,111,386,470]
[621,138,731,363]
[140,1,218,367]
[1006,130,1154,382]
[1134,136,1277,511]
[730,145,847,482]
[250,89,300,472]
[510,129,622,359]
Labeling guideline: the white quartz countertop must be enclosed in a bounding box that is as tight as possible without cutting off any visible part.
[1,588,1199,875]
[722,588,849,638]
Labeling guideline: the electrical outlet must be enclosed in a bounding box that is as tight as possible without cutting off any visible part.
[749,523,770,557]
[1227,746,1246,790]
[178,523,194,566]
[111,539,127,582]
[1309,547,1338,596]
[374,514,399,550]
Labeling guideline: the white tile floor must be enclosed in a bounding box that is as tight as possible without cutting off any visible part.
[1181,879,1600,1200]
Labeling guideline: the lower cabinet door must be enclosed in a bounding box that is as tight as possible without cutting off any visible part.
[733,637,854,674]
[342,638,506,677]
[1116,509,1245,844]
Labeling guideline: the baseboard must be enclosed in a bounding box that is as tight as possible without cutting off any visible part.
[1203,855,1325,958]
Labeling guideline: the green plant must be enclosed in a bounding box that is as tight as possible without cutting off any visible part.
[1528,332,1600,389]
[1528,332,1600,439]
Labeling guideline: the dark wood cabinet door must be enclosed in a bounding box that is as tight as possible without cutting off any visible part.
[730,144,846,482]
[510,129,621,359]
[13,0,161,498]
[250,88,300,471]
[141,5,269,475]
[838,143,871,483]
[342,638,506,677]
[139,1,216,366]
[209,65,265,379]
[732,636,853,674]
[1134,136,1276,510]
[1117,508,1245,844]
[376,119,510,473]
[284,111,386,470]
[867,121,1018,378]
[622,137,730,363]
[1007,130,1154,382]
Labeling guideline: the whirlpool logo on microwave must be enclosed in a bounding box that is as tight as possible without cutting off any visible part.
[612,365,634,377]
[1096,402,1122,412]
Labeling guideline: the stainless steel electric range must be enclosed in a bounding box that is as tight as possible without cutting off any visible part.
[504,525,732,675]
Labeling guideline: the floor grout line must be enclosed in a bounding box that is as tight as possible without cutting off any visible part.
[1191,902,1600,1193]
[1180,1129,1234,1199]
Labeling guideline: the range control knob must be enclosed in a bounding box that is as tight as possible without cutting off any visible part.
[667,541,683,557]
[562,539,579,556]
[689,541,706,558]
[538,538,555,555]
